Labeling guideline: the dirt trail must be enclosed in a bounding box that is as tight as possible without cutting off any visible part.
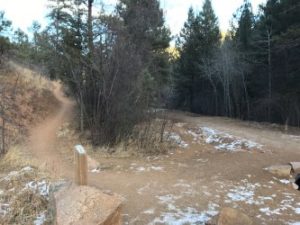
[28,82,75,178]
[27,83,300,225]
[166,111,300,157]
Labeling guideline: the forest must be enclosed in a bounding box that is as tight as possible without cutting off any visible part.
[0,0,299,147]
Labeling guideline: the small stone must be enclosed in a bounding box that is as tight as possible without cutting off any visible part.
[290,162,300,174]
[217,208,253,225]
[265,164,292,178]
[292,183,299,190]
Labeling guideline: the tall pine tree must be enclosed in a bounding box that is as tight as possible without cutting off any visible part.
[175,1,220,113]
[174,7,200,111]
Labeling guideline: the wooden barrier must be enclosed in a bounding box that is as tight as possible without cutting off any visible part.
[74,145,88,185]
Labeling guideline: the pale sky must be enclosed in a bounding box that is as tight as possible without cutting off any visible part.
[0,0,265,36]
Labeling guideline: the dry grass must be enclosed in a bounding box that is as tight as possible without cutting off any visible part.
[0,145,37,172]
[0,166,53,225]
[0,61,59,154]
[8,61,51,91]
[0,140,54,225]
[0,62,58,224]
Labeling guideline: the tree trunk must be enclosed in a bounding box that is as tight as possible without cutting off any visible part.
[2,119,5,154]
[87,0,94,57]
[242,72,250,119]
[189,75,194,112]
[80,92,84,133]
[267,28,272,122]
[284,117,289,133]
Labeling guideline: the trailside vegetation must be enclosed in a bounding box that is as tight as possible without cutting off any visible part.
[0,0,299,152]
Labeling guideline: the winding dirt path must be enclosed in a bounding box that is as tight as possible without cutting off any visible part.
[28,82,75,178]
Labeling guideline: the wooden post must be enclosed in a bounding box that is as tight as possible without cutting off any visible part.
[74,145,88,185]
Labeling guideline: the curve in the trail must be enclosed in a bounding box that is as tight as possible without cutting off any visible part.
[28,82,75,178]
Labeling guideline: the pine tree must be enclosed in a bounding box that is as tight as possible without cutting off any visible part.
[0,11,11,34]
[234,0,255,50]
[0,11,11,61]
[198,0,220,57]
[117,0,171,103]
[197,0,221,115]
[174,7,201,111]
[252,0,300,124]
[174,2,220,113]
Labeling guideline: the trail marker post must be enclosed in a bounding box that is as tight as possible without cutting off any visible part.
[74,145,88,185]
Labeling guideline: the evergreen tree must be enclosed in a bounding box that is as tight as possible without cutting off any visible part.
[198,0,220,57]
[252,0,300,124]
[174,7,200,111]
[12,29,31,59]
[174,1,220,113]
[117,0,171,103]
[234,0,255,50]
[197,0,221,115]
[0,11,11,34]
[0,11,11,61]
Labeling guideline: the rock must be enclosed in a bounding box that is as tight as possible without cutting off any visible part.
[55,184,122,225]
[289,162,300,174]
[265,164,292,178]
[292,182,299,190]
[217,208,253,225]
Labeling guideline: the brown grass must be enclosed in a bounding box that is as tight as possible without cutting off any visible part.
[0,61,59,155]
[0,145,37,172]
[0,166,52,225]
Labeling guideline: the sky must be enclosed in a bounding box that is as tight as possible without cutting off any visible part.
[0,0,266,36]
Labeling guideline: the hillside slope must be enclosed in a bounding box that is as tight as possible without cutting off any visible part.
[0,62,59,158]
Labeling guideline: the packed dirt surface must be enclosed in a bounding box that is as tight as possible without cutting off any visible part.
[27,82,300,225]
[28,82,74,178]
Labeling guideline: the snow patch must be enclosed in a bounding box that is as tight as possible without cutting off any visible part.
[151,166,164,171]
[137,167,146,172]
[226,181,261,205]
[173,183,191,188]
[143,208,155,215]
[279,179,290,184]
[164,132,189,148]
[188,127,263,151]
[25,180,50,197]
[34,211,46,225]
[90,168,101,173]
[259,207,282,216]
[295,208,300,214]
[130,164,164,172]
[149,202,219,225]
